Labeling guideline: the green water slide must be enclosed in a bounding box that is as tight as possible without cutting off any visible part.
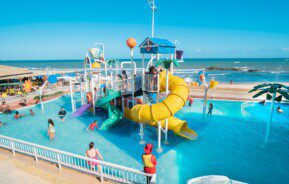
[96,89,123,130]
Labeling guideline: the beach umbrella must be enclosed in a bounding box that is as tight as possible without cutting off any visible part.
[48,75,57,84]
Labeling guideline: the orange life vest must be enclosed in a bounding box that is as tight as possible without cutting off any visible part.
[142,154,154,168]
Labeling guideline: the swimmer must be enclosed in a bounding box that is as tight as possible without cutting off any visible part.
[259,100,266,105]
[58,108,67,121]
[29,109,35,116]
[277,106,283,113]
[0,122,7,126]
[88,120,99,131]
[14,111,25,119]
[47,119,55,140]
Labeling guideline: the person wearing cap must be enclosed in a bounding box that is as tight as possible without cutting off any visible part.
[142,144,157,184]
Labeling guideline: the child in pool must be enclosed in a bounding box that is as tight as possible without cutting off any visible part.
[277,106,283,113]
[88,120,99,131]
[58,108,67,121]
[47,119,55,140]
[0,122,7,126]
[29,109,35,116]
[14,111,25,119]
[86,142,103,171]
[207,103,213,115]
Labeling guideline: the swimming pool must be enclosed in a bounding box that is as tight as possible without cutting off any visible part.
[1,95,289,184]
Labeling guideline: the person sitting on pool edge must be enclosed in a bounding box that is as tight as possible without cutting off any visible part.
[142,143,157,184]
[0,101,12,114]
[88,120,99,131]
[58,107,67,121]
[14,111,25,119]
[277,106,283,113]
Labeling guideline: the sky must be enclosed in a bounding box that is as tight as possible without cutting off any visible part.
[0,0,289,60]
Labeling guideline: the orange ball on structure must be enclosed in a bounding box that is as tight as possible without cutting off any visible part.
[126,38,137,49]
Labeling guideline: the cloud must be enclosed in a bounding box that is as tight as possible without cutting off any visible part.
[281,47,289,51]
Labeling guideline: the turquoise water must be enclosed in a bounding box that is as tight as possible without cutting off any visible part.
[1,96,289,183]
[1,58,289,83]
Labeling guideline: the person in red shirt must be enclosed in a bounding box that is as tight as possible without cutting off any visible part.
[14,111,25,119]
[88,120,99,131]
[142,144,157,184]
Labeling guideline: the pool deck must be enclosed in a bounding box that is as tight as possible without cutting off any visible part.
[0,148,111,184]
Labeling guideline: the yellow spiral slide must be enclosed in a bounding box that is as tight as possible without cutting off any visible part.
[125,71,197,140]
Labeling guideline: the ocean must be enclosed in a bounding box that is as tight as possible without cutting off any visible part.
[1,58,289,83]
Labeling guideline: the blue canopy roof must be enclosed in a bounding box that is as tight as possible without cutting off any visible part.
[139,37,175,54]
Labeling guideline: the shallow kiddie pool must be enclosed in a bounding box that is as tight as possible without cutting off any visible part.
[1,95,289,184]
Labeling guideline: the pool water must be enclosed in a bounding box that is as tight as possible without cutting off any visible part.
[1,95,289,184]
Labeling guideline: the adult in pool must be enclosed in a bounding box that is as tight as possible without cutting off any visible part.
[85,142,103,171]
[58,107,67,121]
[47,119,55,140]
[277,106,283,113]
[207,103,213,115]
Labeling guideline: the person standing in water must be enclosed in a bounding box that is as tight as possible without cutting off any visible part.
[142,144,157,184]
[88,120,99,131]
[58,107,67,121]
[86,142,103,171]
[207,103,213,115]
[29,109,35,116]
[47,119,55,140]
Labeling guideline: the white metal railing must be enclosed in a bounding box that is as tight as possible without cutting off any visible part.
[241,101,255,117]
[0,135,156,184]
[189,88,253,101]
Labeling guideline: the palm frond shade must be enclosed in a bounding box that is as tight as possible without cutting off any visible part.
[275,95,282,102]
[156,59,180,69]
[266,93,272,100]
[252,89,270,98]
[249,83,289,102]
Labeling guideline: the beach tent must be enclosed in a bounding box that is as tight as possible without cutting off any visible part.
[139,37,175,54]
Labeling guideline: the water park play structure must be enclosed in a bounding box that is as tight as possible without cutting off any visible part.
[68,37,197,152]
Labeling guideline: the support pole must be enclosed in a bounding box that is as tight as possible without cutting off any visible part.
[157,121,163,153]
[164,68,170,144]
[151,1,155,38]
[139,123,146,145]
[69,80,75,111]
[130,48,135,107]
[265,91,276,144]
